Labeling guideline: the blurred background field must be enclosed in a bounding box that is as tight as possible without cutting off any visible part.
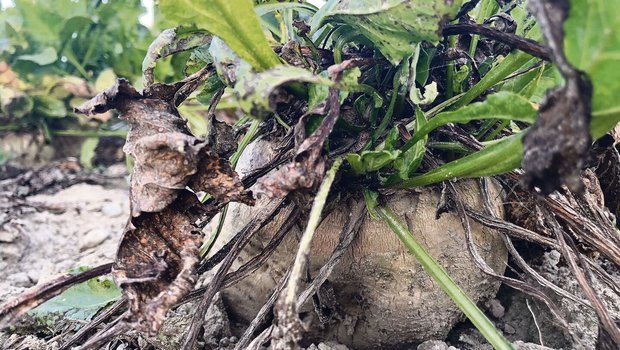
[0,0,188,167]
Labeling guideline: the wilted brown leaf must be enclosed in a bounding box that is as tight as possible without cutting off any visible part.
[255,88,340,198]
[74,78,253,336]
[115,197,201,334]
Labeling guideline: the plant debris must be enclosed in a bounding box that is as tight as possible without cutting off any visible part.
[73,77,253,339]
[522,0,592,194]
[255,87,340,199]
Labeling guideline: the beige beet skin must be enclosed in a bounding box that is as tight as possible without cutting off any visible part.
[212,138,508,349]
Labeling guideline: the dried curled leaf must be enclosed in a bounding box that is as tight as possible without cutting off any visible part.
[75,79,253,336]
[115,197,202,334]
[142,27,211,87]
[128,132,206,215]
[234,65,333,119]
[255,88,340,198]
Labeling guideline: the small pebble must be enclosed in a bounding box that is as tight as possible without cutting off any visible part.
[80,228,110,250]
[0,230,19,243]
[513,340,555,349]
[101,202,123,218]
[544,250,561,267]
[0,244,23,260]
[11,272,32,287]
[487,298,505,318]
[504,323,516,334]
[27,270,39,284]
[417,340,449,350]
[103,163,128,177]
[137,336,149,349]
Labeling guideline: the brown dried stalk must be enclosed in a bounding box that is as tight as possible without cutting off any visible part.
[182,198,286,350]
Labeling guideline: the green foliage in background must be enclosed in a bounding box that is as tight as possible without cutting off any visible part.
[1,0,151,80]
[0,0,160,164]
[311,0,460,64]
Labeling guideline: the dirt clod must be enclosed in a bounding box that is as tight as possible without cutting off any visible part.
[203,293,232,349]
[487,299,506,319]
[80,228,112,250]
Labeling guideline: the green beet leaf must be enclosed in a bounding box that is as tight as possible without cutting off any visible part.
[16,47,58,66]
[564,0,620,138]
[402,91,536,153]
[392,134,524,188]
[347,149,402,175]
[159,0,281,71]
[313,0,460,65]
[32,95,67,118]
[29,275,121,324]
[393,107,427,180]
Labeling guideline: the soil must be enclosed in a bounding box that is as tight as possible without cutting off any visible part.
[0,158,618,349]
[444,249,620,350]
[0,175,129,305]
